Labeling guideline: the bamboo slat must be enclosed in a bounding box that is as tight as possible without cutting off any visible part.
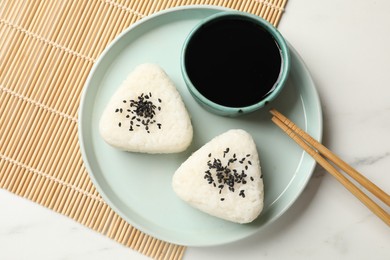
[0,1,287,259]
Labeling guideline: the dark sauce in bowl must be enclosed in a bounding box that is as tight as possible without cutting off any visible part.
[184,17,283,108]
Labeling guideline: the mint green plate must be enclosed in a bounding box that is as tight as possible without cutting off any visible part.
[78,6,322,246]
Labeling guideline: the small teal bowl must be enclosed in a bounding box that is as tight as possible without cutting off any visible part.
[181,11,290,116]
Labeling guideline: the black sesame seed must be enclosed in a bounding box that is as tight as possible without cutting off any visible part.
[220,198,225,201]
[250,176,254,181]
[123,100,127,103]
[118,122,121,127]
[203,148,257,198]
[158,98,162,103]
[115,108,119,113]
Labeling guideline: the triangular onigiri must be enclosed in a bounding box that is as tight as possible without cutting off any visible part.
[172,129,264,224]
[99,63,193,153]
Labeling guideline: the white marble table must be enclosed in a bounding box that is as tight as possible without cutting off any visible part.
[1,0,389,259]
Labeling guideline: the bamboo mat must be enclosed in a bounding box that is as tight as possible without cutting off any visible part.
[0,0,287,259]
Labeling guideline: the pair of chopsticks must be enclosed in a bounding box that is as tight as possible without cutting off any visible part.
[270,109,390,226]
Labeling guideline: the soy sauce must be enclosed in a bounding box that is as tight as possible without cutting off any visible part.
[184,17,282,107]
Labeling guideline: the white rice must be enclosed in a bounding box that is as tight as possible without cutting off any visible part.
[172,129,264,224]
[99,63,193,153]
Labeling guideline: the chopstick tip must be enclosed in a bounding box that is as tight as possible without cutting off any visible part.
[269,108,278,116]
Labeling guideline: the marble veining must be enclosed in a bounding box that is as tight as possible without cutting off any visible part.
[351,152,390,167]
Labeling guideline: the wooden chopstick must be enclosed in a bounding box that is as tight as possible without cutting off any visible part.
[270,109,390,226]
